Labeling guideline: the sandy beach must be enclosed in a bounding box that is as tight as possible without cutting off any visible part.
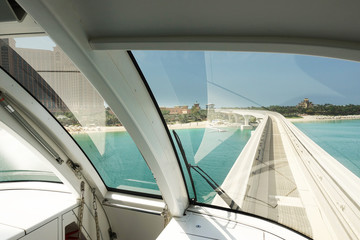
[66,125,126,134]
[167,121,208,130]
[66,115,360,134]
[287,115,360,122]
[66,121,211,134]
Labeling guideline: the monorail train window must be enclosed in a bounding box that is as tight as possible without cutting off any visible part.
[0,37,160,196]
[133,50,360,238]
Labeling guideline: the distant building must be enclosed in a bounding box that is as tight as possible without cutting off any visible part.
[160,106,190,115]
[297,98,313,109]
[161,103,203,115]
[0,38,68,113]
[0,38,104,122]
[192,103,200,110]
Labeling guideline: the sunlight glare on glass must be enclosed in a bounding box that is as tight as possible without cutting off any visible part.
[14,36,56,51]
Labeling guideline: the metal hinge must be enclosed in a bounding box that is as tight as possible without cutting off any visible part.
[161,204,171,227]
[66,159,82,179]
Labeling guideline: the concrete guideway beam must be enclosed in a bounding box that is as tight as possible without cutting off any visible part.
[274,116,334,239]
[212,114,270,208]
[213,110,360,239]
[241,114,253,130]
[241,115,313,237]
[215,109,264,130]
[279,114,360,239]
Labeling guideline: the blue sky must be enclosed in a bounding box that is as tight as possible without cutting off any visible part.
[15,37,360,108]
[134,51,360,108]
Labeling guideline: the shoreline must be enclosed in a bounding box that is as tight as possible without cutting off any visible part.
[67,121,211,134]
[287,115,360,122]
[66,115,360,134]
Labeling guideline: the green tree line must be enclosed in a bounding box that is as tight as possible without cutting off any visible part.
[267,104,360,117]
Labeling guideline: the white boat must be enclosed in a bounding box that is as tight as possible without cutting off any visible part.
[0,0,360,239]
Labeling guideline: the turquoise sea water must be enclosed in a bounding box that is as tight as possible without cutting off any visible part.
[73,127,252,201]
[72,120,360,200]
[294,119,360,178]
[73,132,160,193]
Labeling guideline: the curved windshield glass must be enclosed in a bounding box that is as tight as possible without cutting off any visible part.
[0,37,160,196]
[0,122,60,183]
[133,50,360,238]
